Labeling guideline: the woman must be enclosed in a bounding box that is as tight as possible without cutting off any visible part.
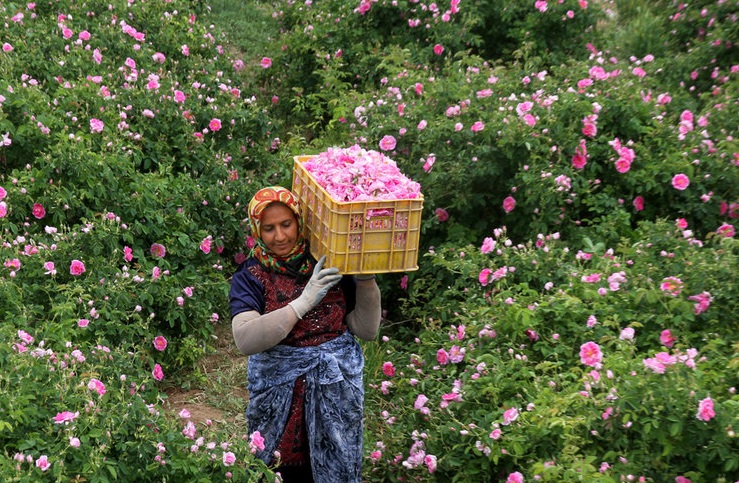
[229,186,381,483]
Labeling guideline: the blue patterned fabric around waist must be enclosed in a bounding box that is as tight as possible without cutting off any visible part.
[246,331,365,483]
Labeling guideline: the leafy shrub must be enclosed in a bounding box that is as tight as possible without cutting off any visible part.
[1,0,280,479]
[1,0,737,481]
[364,220,738,481]
[0,323,274,482]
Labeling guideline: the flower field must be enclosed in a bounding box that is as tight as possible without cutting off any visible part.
[1,0,737,481]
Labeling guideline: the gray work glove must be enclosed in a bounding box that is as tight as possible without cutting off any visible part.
[288,256,342,318]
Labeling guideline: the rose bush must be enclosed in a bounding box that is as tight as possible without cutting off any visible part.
[1,0,280,479]
[364,220,737,481]
[1,0,737,481]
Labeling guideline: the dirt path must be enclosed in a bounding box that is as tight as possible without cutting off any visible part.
[163,322,249,429]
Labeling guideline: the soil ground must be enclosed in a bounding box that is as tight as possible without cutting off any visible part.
[163,322,249,430]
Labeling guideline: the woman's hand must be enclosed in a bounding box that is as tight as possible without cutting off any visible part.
[288,256,342,318]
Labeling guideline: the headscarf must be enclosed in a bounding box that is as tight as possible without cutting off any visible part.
[247,186,313,276]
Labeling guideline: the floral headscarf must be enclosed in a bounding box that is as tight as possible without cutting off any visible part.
[247,186,312,276]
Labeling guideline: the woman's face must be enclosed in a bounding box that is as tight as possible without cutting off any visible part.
[259,202,299,257]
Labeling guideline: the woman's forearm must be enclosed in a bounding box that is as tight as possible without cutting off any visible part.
[346,277,382,340]
[231,307,299,355]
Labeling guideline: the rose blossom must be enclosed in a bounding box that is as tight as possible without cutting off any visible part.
[153,336,168,351]
[379,135,397,151]
[150,243,166,258]
[619,327,635,340]
[53,411,79,424]
[435,208,449,222]
[502,196,516,213]
[35,455,50,472]
[580,341,603,367]
[222,451,236,466]
[633,196,644,211]
[716,223,735,238]
[32,203,46,219]
[502,407,519,425]
[209,118,222,132]
[506,472,524,483]
[69,260,86,276]
[303,145,420,202]
[671,173,690,190]
[90,118,104,133]
[660,329,675,348]
[696,397,715,422]
[152,363,164,381]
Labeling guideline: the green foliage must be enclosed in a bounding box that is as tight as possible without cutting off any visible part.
[0,0,279,479]
[0,324,274,482]
[365,221,738,481]
[0,0,737,481]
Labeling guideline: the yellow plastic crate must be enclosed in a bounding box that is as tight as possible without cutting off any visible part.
[292,155,424,274]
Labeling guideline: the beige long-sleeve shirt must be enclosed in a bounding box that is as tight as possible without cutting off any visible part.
[232,277,381,356]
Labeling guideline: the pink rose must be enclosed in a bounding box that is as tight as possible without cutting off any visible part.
[414,394,429,410]
[582,122,597,138]
[480,237,495,254]
[435,208,449,222]
[150,243,166,258]
[152,363,164,381]
[633,196,644,211]
[53,411,79,424]
[260,57,272,69]
[433,44,444,55]
[425,454,438,473]
[660,329,676,348]
[69,259,86,276]
[615,158,631,173]
[696,396,715,422]
[249,431,266,452]
[209,118,222,132]
[32,203,46,219]
[579,341,603,367]
[35,455,51,472]
[502,196,516,213]
[200,236,212,254]
[660,276,683,296]
[506,471,524,483]
[502,407,519,425]
[87,378,106,396]
[382,361,395,377]
[716,223,735,238]
[153,336,168,351]
[671,173,690,190]
[572,151,587,169]
[379,135,397,151]
[222,451,236,466]
[478,268,492,286]
[90,118,104,133]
